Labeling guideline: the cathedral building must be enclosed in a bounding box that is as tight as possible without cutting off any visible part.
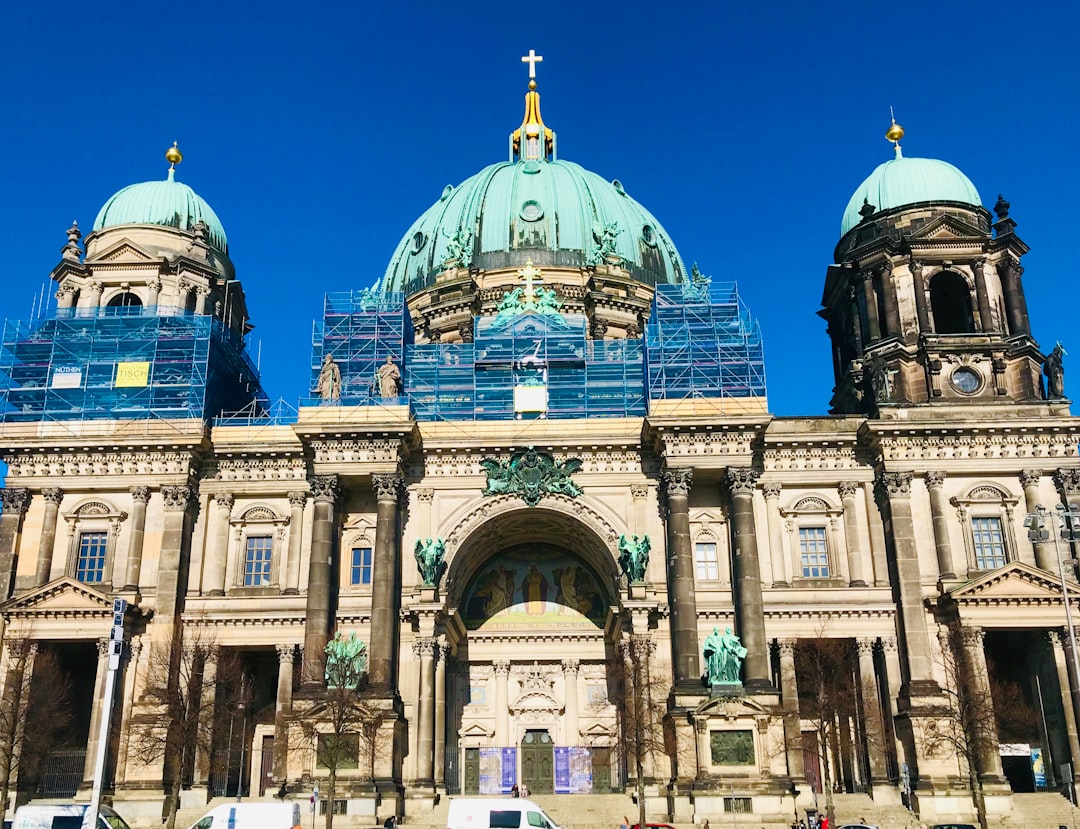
[0,57,1078,828]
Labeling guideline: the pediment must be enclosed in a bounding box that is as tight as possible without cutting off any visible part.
[907,214,985,242]
[580,721,615,737]
[0,576,115,617]
[87,239,159,264]
[511,691,561,712]
[947,561,1069,604]
[696,694,772,718]
[460,722,494,738]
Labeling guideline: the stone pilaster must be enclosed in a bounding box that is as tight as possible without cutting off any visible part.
[1001,259,1030,336]
[1048,630,1080,785]
[694,716,710,779]
[662,466,700,688]
[763,483,788,587]
[114,637,143,784]
[122,486,151,590]
[856,638,888,786]
[368,473,402,693]
[1020,470,1054,570]
[971,258,995,332]
[777,639,804,780]
[285,491,307,594]
[158,485,196,622]
[414,637,438,785]
[838,481,868,587]
[194,646,220,788]
[924,472,956,580]
[34,488,64,586]
[724,467,770,690]
[956,626,1007,784]
[910,260,929,333]
[82,639,111,788]
[494,660,510,747]
[876,471,937,695]
[434,643,449,787]
[205,493,234,596]
[301,475,341,685]
[0,489,30,598]
[562,659,580,744]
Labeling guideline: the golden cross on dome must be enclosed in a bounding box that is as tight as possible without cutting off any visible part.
[521,49,543,81]
[518,259,544,300]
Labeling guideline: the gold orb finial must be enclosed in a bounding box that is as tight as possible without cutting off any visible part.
[165,141,183,167]
[529,79,536,91]
[886,107,904,144]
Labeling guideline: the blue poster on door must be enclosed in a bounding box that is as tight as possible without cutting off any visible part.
[502,748,518,793]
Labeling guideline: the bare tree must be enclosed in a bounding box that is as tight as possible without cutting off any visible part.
[128,622,242,829]
[0,640,72,822]
[919,625,1037,829]
[793,636,862,827]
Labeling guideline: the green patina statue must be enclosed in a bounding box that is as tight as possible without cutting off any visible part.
[587,221,623,266]
[414,537,446,587]
[480,446,583,507]
[442,227,474,269]
[703,626,747,685]
[617,534,651,583]
[325,631,368,689]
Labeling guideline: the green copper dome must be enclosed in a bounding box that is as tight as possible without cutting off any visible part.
[383,158,687,294]
[93,175,228,253]
[841,148,982,236]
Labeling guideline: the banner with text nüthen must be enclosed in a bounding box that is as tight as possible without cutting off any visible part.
[51,366,82,389]
[115,362,150,388]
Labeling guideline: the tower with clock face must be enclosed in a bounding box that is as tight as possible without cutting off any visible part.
[820,121,1057,418]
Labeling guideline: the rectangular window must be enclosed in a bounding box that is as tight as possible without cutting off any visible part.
[972,516,1007,569]
[350,547,373,586]
[76,531,108,583]
[695,542,719,580]
[243,536,273,586]
[799,526,830,578]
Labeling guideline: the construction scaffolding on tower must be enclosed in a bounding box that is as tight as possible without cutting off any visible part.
[0,306,266,423]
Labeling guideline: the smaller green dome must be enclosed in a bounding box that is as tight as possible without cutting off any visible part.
[841,149,982,236]
[93,176,228,252]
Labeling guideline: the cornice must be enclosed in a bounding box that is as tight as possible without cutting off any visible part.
[3,451,199,481]
[860,418,1080,463]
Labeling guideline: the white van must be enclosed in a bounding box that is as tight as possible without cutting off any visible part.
[446,798,561,829]
[188,803,302,829]
[12,804,132,829]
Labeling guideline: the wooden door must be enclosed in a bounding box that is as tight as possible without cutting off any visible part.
[591,747,611,793]
[259,735,274,796]
[520,730,554,794]
[463,748,480,795]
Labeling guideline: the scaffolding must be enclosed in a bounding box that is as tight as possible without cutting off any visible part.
[0,307,266,423]
[645,282,766,400]
[309,290,412,403]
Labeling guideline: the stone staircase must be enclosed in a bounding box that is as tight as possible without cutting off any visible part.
[1000,791,1080,829]
[829,794,920,829]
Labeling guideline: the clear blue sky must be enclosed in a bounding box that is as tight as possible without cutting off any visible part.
[1,0,1077,416]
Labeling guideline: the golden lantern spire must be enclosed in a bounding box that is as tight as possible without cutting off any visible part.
[165,141,183,181]
[885,107,905,158]
[511,50,555,162]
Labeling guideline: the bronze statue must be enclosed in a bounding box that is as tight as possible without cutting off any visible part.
[414,537,446,587]
[703,625,747,685]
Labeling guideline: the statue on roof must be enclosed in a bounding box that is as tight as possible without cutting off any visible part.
[316,354,342,401]
[587,221,623,266]
[442,228,474,270]
[1045,342,1067,399]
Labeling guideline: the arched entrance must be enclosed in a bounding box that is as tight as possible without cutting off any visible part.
[444,505,624,796]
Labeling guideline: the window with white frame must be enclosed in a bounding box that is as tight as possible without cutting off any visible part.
[76,531,108,583]
[695,541,719,580]
[350,547,373,586]
[798,526,830,578]
[971,516,1007,569]
[243,535,274,586]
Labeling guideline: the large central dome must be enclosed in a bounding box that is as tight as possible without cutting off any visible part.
[382,78,686,295]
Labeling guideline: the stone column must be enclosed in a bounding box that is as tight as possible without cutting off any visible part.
[864,482,889,586]
[34,488,64,586]
[415,637,437,785]
[1021,471,1055,571]
[1001,259,1031,336]
[879,266,901,338]
[777,639,804,780]
[204,493,234,596]
[956,626,1007,782]
[662,467,700,687]
[880,636,903,772]
[83,639,111,787]
[971,258,995,332]
[876,472,936,694]
[272,643,294,782]
[924,472,957,580]
[194,647,220,787]
[563,659,580,744]
[763,483,789,587]
[158,485,196,623]
[0,642,36,798]
[285,492,307,594]
[694,717,710,779]
[302,475,341,685]
[55,286,75,310]
[147,279,161,307]
[196,286,213,316]
[114,637,143,784]
[82,280,104,311]
[122,486,151,590]
[368,473,402,693]
[494,660,510,747]
[862,273,881,342]
[838,482,868,587]
[0,489,30,598]
[435,643,449,787]
[1049,630,1080,782]
[910,260,929,334]
[856,638,888,784]
[725,467,770,690]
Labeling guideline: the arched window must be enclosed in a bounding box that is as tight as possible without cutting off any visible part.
[930,271,975,334]
[106,291,142,309]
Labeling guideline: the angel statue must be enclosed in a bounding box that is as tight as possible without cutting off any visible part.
[617,533,651,583]
[325,631,368,689]
[414,537,446,587]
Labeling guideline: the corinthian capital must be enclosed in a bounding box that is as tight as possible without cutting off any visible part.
[161,485,196,512]
[661,467,693,499]
[0,488,30,515]
[924,471,946,489]
[309,475,342,504]
[1019,469,1042,488]
[41,488,64,505]
[725,467,760,496]
[877,471,913,498]
[372,473,403,503]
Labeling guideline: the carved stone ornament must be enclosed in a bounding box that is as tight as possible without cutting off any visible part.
[479,447,583,507]
[214,493,235,510]
[837,481,859,499]
[371,473,402,503]
[661,467,693,499]
[0,488,30,515]
[161,485,195,511]
[130,486,152,504]
[288,491,308,509]
[877,471,913,497]
[42,488,64,505]
[1055,468,1080,496]
[1019,470,1042,488]
[725,467,760,496]
[310,474,343,504]
[924,471,946,489]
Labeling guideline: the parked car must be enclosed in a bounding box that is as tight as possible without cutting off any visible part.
[186,803,302,829]
[928,825,978,829]
[446,798,561,829]
[12,804,132,829]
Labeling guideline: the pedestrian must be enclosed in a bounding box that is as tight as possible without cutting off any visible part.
[520,782,530,798]
[511,783,520,798]
[384,815,397,829]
